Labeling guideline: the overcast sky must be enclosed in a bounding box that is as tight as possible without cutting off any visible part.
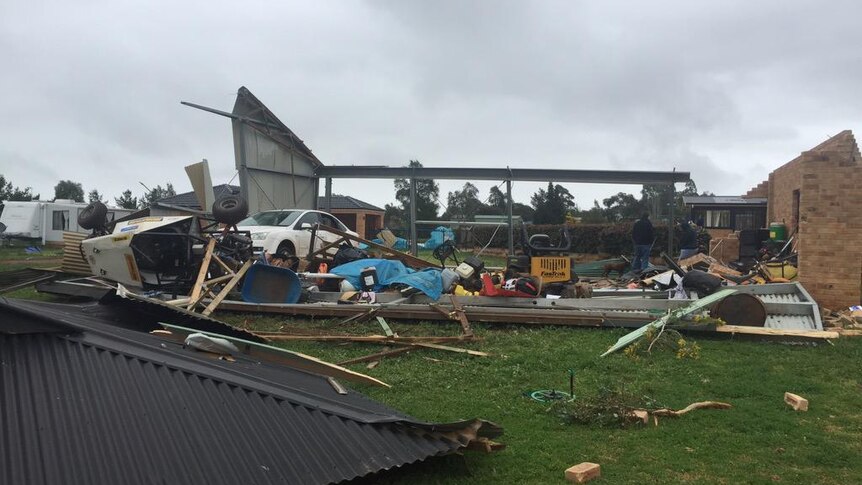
[2,0,861,211]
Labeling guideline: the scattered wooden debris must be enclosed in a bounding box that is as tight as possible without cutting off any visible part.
[337,346,419,366]
[466,437,506,453]
[565,462,601,483]
[159,322,390,388]
[784,392,809,411]
[257,333,476,344]
[716,326,839,340]
[631,409,649,424]
[309,223,436,269]
[327,377,348,395]
[647,401,732,417]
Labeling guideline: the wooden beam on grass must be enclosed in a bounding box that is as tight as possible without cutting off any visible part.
[159,322,390,388]
[256,334,476,343]
[716,325,839,339]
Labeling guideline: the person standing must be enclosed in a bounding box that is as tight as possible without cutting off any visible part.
[678,221,699,260]
[631,213,654,272]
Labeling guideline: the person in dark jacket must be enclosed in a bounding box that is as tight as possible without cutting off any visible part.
[631,213,654,272]
[678,221,699,260]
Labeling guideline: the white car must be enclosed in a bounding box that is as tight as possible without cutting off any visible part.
[238,209,358,258]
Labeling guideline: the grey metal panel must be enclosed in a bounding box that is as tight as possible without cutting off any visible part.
[227,87,321,213]
[765,314,817,330]
[234,121,318,211]
[317,166,690,184]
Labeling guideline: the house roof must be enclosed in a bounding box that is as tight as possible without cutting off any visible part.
[682,196,767,206]
[154,184,240,210]
[317,194,385,212]
[0,297,501,484]
[156,186,384,214]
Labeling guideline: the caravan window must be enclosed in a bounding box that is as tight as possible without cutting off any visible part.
[52,210,69,231]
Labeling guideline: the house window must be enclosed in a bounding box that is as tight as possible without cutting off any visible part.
[704,210,730,228]
[52,210,69,231]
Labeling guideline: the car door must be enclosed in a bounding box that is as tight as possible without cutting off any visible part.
[294,212,321,256]
[317,213,349,254]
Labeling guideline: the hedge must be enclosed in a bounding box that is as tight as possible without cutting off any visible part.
[451,222,711,256]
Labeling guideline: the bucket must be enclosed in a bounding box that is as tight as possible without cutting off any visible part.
[769,222,786,241]
[241,264,302,304]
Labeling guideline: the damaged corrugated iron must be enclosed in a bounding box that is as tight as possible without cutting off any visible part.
[0,297,503,485]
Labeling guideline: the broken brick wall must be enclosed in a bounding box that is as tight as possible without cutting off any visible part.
[795,133,862,309]
[767,157,803,236]
[744,180,769,199]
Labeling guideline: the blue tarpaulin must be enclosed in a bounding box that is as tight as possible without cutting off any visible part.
[421,226,455,250]
[330,258,444,300]
[358,237,409,251]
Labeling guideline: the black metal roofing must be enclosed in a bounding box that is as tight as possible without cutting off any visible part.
[0,298,501,484]
[155,185,384,214]
[317,194,385,212]
[154,184,241,210]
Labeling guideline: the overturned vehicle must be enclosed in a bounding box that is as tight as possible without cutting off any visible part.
[80,196,252,293]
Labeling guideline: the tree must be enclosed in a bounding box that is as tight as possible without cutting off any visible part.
[383,203,405,228]
[602,192,645,222]
[88,189,104,203]
[393,160,439,222]
[488,185,507,210]
[445,182,485,221]
[54,180,84,202]
[114,189,139,210]
[576,200,609,223]
[139,183,176,209]
[0,175,38,201]
[511,202,535,222]
[530,182,575,224]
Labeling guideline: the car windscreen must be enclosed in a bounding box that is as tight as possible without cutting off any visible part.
[237,211,302,227]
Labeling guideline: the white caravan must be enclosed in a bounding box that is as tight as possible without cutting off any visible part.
[0,200,136,245]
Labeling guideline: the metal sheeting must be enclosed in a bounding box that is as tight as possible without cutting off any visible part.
[232,87,320,212]
[0,268,55,294]
[0,298,501,484]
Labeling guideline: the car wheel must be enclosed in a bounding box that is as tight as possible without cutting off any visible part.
[78,201,108,230]
[212,195,248,225]
[275,241,298,271]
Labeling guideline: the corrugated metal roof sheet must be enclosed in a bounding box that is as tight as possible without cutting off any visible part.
[0,298,501,484]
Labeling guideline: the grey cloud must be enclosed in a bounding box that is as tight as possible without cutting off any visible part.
[1,0,861,208]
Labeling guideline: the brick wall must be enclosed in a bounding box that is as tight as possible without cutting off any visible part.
[767,157,803,234]
[743,180,769,198]
[772,130,862,309]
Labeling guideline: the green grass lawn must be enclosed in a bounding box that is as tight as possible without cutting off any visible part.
[216,313,862,484]
[3,247,861,484]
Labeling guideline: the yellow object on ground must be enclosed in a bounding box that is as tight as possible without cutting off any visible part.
[764,262,797,280]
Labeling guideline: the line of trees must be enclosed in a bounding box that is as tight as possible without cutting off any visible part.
[0,174,176,210]
[381,162,709,228]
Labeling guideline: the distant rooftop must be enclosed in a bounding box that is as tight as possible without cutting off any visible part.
[319,194,384,212]
[682,196,767,206]
[154,184,240,210]
[156,185,384,213]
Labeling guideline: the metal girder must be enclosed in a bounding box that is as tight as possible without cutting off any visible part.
[316,166,690,185]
